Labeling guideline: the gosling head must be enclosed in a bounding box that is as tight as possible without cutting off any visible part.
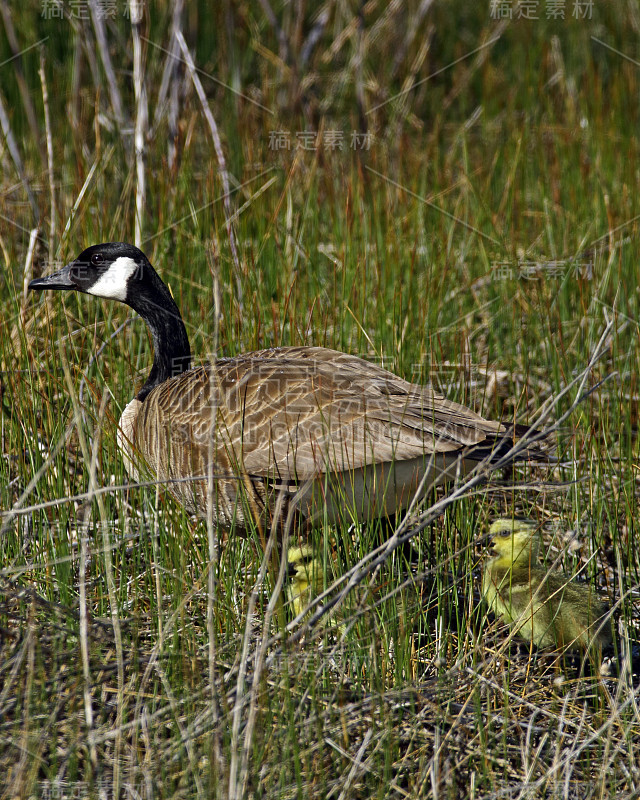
[288,543,317,578]
[485,517,541,567]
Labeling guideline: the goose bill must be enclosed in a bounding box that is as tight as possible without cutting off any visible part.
[29,264,76,291]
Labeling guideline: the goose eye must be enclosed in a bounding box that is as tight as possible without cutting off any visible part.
[91,253,105,266]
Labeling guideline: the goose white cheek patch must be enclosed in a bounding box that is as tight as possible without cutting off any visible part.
[87,256,139,301]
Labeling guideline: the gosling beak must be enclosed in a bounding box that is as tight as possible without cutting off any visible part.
[476,533,496,557]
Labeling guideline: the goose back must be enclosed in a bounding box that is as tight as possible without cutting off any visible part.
[120,346,516,528]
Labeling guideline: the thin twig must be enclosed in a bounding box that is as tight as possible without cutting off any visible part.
[59,349,99,776]
[38,49,56,252]
[0,0,43,155]
[21,227,39,308]
[152,0,184,130]
[175,30,243,306]
[58,145,116,254]
[257,0,289,65]
[61,347,124,796]
[0,89,39,223]
[205,237,225,777]
[237,495,294,798]
[129,0,148,246]
[88,0,126,132]
[227,494,286,800]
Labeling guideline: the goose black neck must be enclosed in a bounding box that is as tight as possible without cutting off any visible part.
[127,276,191,401]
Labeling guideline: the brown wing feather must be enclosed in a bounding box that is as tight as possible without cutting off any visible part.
[132,346,508,484]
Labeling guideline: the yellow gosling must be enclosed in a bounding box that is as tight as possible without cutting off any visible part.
[286,544,324,618]
[482,518,612,654]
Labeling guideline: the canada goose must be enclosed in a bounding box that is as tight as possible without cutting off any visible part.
[29,242,542,532]
[482,518,612,653]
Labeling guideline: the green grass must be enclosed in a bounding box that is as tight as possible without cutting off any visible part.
[2,1,640,797]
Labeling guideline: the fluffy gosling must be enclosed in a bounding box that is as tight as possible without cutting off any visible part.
[482,518,612,654]
[286,544,325,618]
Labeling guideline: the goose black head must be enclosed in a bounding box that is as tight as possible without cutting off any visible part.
[29,242,192,399]
[29,242,153,303]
